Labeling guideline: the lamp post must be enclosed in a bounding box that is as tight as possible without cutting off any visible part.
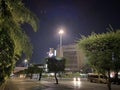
[59,29,64,57]
[24,59,28,67]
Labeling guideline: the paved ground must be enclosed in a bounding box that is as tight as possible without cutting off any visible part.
[3,78,120,90]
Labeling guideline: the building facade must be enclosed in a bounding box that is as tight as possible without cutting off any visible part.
[56,44,85,72]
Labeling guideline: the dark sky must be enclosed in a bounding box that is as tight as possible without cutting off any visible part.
[22,0,120,64]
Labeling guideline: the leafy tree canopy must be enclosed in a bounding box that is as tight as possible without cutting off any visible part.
[77,30,120,90]
[0,0,38,86]
[77,30,120,73]
[46,56,66,73]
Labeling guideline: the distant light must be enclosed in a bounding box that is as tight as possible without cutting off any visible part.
[49,53,53,57]
[54,50,56,56]
[73,77,82,88]
[24,59,27,63]
[73,77,76,81]
[59,29,64,34]
[48,48,54,57]
[45,64,48,72]
[50,73,54,76]
[77,77,80,81]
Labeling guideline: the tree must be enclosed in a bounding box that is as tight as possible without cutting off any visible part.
[25,64,44,80]
[0,29,14,85]
[4,0,38,58]
[0,0,38,86]
[33,64,44,81]
[46,56,66,84]
[80,64,92,74]
[77,30,120,90]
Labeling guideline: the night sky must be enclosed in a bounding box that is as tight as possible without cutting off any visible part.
[21,0,120,64]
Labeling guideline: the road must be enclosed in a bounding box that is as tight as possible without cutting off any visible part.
[4,78,120,90]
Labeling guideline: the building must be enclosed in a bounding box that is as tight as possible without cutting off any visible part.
[48,48,56,57]
[56,44,85,72]
[14,67,27,73]
[13,67,28,78]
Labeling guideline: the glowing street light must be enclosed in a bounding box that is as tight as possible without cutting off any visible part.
[24,59,28,67]
[59,29,64,57]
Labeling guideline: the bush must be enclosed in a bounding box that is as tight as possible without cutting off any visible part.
[110,78,120,85]
[0,29,14,86]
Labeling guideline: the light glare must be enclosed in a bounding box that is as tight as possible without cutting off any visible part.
[59,30,64,34]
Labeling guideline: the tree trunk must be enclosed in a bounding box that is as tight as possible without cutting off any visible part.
[55,72,58,84]
[39,73,42,81]
[114,71,118,84]
[30,74,32,79]
[107,70,111,90]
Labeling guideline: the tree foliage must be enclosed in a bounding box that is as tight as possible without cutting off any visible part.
[78,31,120,71]
[24,64,43,80]
[47,57,66,73]
[26,64,43,74]
[77,30,120,90]
[0,29,14,85]
[0,0,38,86]
[46,56,66,84]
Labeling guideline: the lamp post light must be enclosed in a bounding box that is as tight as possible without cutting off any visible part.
[59,29,64,57]
[24,59,28,67]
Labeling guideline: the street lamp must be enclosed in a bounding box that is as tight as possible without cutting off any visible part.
[59,29,64,57]
[24,59,28,67]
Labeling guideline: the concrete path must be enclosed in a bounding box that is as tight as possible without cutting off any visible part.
[3,78,120,90]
